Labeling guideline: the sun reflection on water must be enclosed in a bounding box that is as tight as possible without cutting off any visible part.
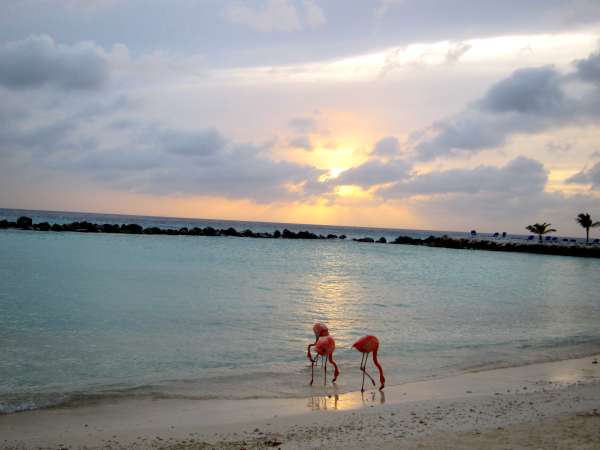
[306,389,386,412]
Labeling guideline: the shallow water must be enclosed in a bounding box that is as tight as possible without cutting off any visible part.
[1,210,600,413]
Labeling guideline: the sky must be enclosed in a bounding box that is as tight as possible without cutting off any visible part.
[1,0,599,235]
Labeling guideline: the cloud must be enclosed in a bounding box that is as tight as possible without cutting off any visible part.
[566,161,600,189]
[414,49,600,160]
[335,159,410,188]
[162,129,226,158]
[288,116,317,133]
[374,0,404,19]
[0,95,130,154]
[371,136,401,158]
[0,34,109,90]
[225,0,325,33]
[574,49,600,85]
[303,0,326,28]
[1,103,326,202]
[479,66,567,114]
[384,156,547,197]
[289,135,312,150]
[445,42,471,65]
[225,0,299,33]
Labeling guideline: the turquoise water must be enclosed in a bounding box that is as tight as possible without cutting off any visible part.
[1,212,600,414]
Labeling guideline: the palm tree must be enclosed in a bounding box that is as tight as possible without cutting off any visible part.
[575,213,600,244]
[525,222,557,243]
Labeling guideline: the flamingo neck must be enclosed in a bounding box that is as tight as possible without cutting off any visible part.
[372,349,385,385]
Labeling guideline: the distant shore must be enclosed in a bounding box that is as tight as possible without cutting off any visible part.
[1,355,599,449]
[2,215,600,258]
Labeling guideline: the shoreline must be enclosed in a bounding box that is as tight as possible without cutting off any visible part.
[2,354,599,449]
[2,215,600,258]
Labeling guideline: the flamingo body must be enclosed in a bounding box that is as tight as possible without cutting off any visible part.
[307,322,329,361]
[309,335,339,386]
[313,322,329,338]
[352,335,385,391]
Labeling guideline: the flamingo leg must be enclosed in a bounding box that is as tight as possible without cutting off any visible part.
[323,355,327,386]
[362,353,377,387]
[307,342,316,363]
[328,352,339,383]
[360,353,366,392]
[310,357,315,386]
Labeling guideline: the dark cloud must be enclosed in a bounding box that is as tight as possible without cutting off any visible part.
[0,95,130,154]
[384,156,547,197]
[162,129,226,157]
[136,142,323,202]
[565,161,600,189]
[478,66,566,114]
[415,50,600,160]
[371,136,400,158]
[0,35,109,90]
[574,49,600,85]
[335,159,410,188]
[0,104,325,202]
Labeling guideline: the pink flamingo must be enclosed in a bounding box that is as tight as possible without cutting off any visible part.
[307,322,329,362]
[310,335,339,386]
[352,335,385,392]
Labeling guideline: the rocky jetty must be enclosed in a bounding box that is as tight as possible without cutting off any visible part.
[2,216,599,258]
[0,216,329,240]
[390,234,600,258]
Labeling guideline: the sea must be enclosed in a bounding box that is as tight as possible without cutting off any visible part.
[1,208,599,414]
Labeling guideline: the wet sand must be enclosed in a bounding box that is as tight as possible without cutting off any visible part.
[1,355,599,449]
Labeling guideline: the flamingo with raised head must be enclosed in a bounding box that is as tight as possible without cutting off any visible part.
[307,322,329,362]
[310,335,339,386]
[352,335,385,392]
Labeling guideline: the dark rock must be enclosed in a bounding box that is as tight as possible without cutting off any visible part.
[354,237,375,243]
[202,226,217,236]
[51,224,63,232]
[178,227,189,235]
[242,229,256,238]
[76,221,99,232]
[297,230,318,239]
[17,216,33,229]
[34,222,51,231]
[222,227,239,237]
[377,237,387,244]
[392,236,417,244]
[0,219,8,229]
[143,226,162,235]
[282,229,295,239]
[273,230,281,238]
[339,234,346,240]
[101,224,115,233]
[122,223,143,234]
[327,234,338,239]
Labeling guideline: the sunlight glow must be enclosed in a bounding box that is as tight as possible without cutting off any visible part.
[214,32,599,84]
[334,185,372,199]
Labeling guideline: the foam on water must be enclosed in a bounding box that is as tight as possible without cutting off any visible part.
[1,209,599,414]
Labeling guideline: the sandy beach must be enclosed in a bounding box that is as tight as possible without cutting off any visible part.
[2,354,599,449]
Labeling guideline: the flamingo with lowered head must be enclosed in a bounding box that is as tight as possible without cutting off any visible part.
[307,322,329,362]
[310,335,339,386]
[352,335,385,392]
